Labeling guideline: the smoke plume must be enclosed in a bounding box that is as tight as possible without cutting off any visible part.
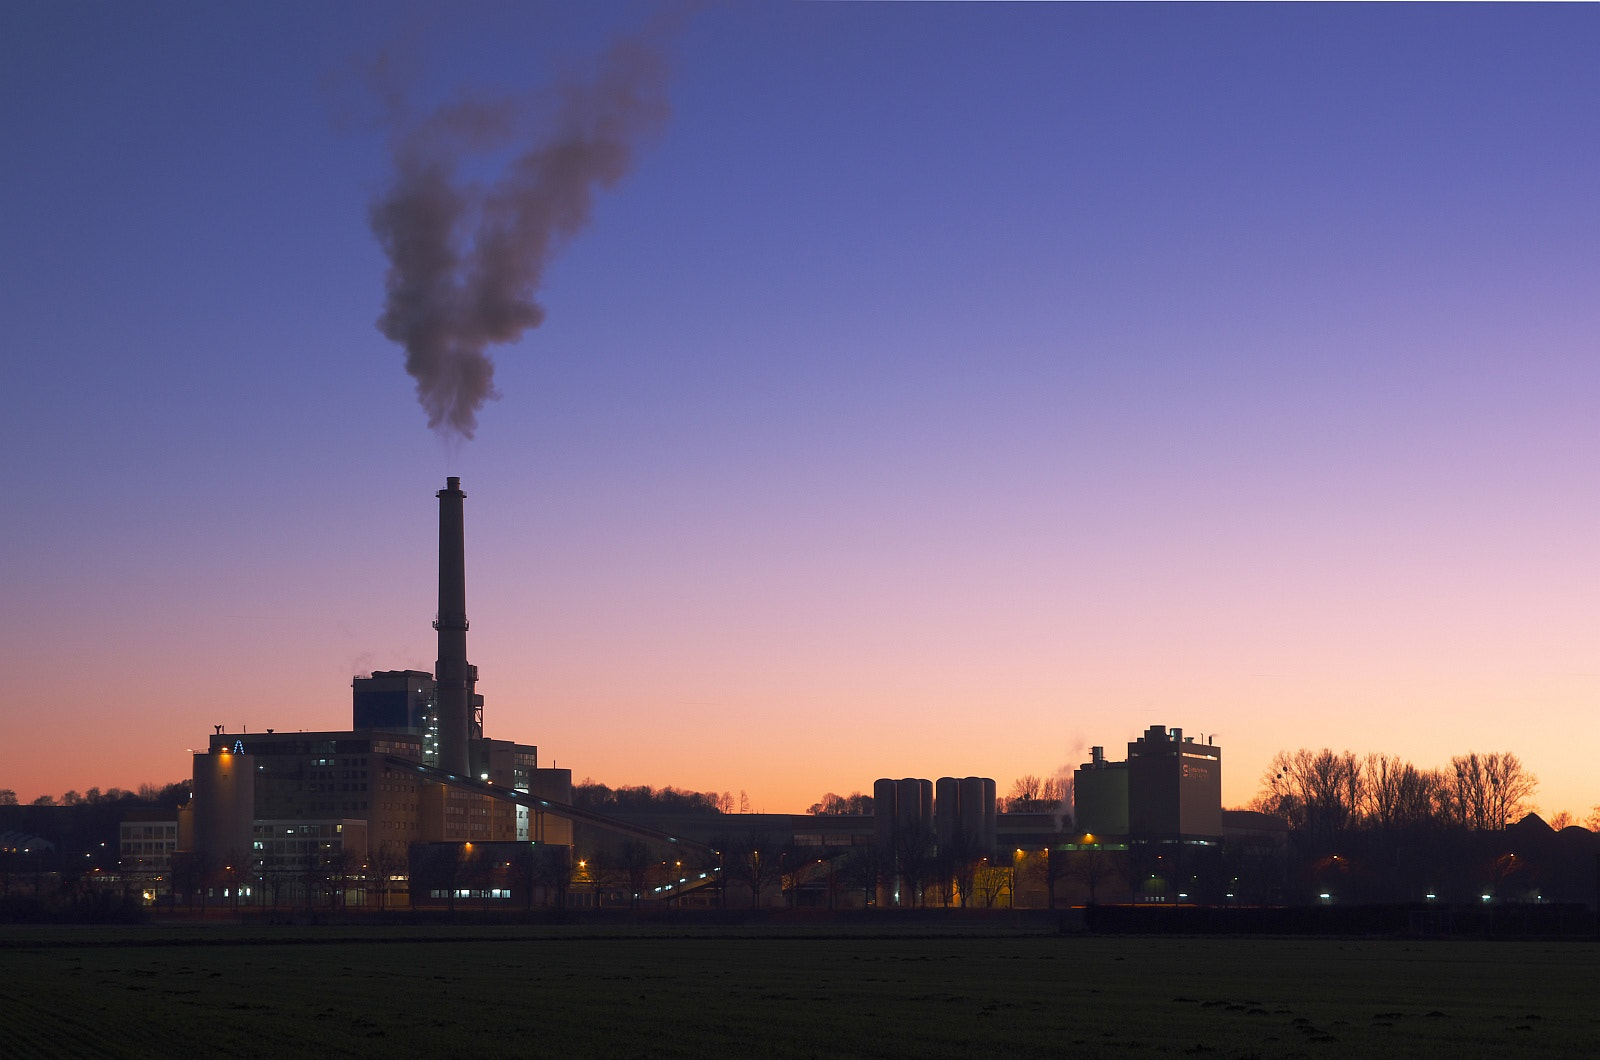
[370,34,670,439]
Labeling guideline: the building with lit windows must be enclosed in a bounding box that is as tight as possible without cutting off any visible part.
[130,475,1248,912]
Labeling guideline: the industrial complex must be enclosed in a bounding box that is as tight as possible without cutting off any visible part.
[118,478,1273,910]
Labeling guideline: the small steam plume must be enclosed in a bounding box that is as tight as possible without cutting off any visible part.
[1053,731,1088,832]
[370,33,670,439]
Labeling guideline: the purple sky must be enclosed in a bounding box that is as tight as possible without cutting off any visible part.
[1,2,1596,818]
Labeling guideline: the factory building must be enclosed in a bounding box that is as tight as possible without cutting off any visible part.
[142,477,574,908]
[1067,725,1227,903]
[351,670,440,763]
[1073,726,1222,844]
[125,475,1240,911]
[1128,725,1222,841]
[1073,746,1129,837]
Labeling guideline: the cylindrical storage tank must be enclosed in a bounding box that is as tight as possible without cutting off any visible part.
[917,779,934,833]
[192,750,254,863]
[894,778,923,907]
[959,776,985,854]
[873,778,897,857]
[895,778,922,837]
[935,777,959,852]
[982,777,998,853]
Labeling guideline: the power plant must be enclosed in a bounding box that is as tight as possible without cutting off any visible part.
[121,477,1238,910]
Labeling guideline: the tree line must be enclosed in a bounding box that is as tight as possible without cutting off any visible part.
[571,779,736,815]
[1250,749,1553,840]
[0,782,191,809]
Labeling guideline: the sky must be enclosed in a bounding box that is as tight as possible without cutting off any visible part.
[2,2,1596,818]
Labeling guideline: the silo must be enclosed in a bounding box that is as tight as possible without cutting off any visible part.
[982,777,997,853]
[935,777,959,851]
[959,776,986,854]
[191,749,254,863]
[873,778,897,856]
[895,778,923,838]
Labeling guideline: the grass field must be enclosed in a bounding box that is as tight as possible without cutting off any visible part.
[1,924,1596,1057]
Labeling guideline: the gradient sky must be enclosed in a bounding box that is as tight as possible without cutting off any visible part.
[2,3,1596,818]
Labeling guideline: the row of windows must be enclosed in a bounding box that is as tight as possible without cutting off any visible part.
[253,823,343,837]
[257,802,367,816]
[122,855,172,868]
[428,889,511,900]
[251,840,342,855]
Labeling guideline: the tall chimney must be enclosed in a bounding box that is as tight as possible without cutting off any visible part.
[435,476,474,776]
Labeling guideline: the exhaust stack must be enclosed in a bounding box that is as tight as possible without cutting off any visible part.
[434,476,476,776]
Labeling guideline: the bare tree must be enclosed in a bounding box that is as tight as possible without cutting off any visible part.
[585,846,631,908]
[693,843,727,908]
[1362,753,1441,831]
[368,842,409,912]
[938,830,979,908]
[329,849,361,910]
[1064,846,1124,904]
[170,850,213,909]
[727,832,783,908]
[1446,752,1536,830]
[259,850,287,910]
[530,845,572,909]
[951,856,981,909]
[220,850,247,909]
[619,841,654,908]
[506,843,540,911]
[1009,775,1043,803]
[1255,749,1365,845]
[299,849,326,911]
[971,860,1009,908]
[892,825,937,907]
[836,846,878,908]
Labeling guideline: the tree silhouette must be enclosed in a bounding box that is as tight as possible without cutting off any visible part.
[1446,752,1536,830]
[727,832,783,908]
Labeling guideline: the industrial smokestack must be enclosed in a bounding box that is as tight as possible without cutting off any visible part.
[435,476,475,776]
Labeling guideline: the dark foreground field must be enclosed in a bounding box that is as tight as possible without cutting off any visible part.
[1,924,1595,1058]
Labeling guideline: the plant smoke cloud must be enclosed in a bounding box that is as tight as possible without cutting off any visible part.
[370,33,671,440]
